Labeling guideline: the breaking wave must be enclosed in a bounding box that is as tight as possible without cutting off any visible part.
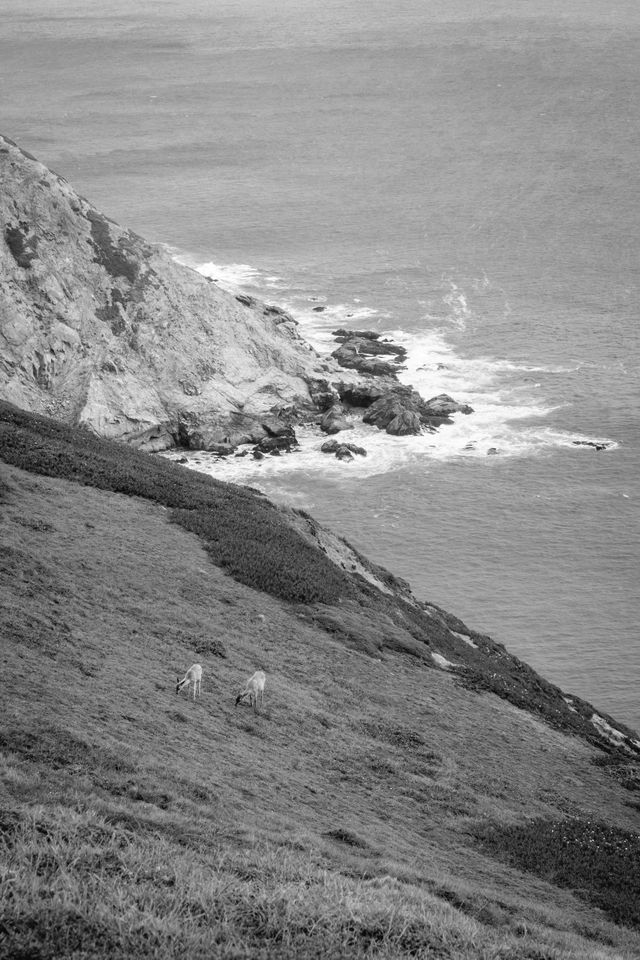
[162,250,617,485]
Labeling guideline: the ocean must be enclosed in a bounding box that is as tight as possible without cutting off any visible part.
[2,0,638,730]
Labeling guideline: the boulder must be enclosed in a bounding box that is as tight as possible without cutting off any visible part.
[331,331,407,377]
[335,445,353,461]
[260,416,296,438]
[332,341,406,374]
[572,440,611,452]
[362,395,407,431]
[386,411,423,435]
[351,356,403,377]
[422,393,474,417]
[321,438,367,458]
[332,329,381,341]
[361,388,451,436]
[307,378,340,412]
[254,429,298,455]
[335,382,386,408]
[320,403,352,435]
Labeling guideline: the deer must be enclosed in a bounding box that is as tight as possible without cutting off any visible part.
[235,670,266,713]
[176,663,203,701]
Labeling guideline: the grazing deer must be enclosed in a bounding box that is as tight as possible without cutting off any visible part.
[176,663,203,701]
[235,670,266,713]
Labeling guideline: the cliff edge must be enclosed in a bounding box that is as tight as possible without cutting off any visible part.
[0,135,337,451]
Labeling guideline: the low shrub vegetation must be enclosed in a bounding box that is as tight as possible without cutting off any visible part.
[0,402,355,605]
[474,817,640,930]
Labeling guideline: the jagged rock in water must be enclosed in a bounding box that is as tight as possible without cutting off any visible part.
[386,410,423,435]
[572,440,611,452]
[331,330,407,378]
[422,393,474,417]
[254,428,298,455]
[335,382,386,408]
[320,403,353,434]
[332,328,381,341]
[320,438,367,459]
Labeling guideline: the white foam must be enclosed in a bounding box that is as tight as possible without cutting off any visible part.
[164,250,617,472]
[194,259,287,292]
[278,300,386,353]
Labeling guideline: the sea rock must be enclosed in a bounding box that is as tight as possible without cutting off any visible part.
[352,356,403,377]
[386,410,423,435]
[362,395,407,431]
[335,382,386,408]
[320,403,352,435]
[321,438,367,459]
[254,429,298,455]
[331,331,407,378]
[422,393,474,418]
[361,385,474,436]
[332,328,381,341]
[572,440,611,452]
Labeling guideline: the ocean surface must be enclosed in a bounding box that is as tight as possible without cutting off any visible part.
[2,0,638,730]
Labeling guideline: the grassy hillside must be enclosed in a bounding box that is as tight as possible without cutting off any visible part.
[1,401,640,959]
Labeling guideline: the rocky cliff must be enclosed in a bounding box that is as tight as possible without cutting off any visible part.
[0,135,344,451]
[1,135,475,456]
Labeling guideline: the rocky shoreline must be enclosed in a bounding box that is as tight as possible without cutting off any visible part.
[0,134,476,460]
[1,135,616,464]
[180,326,477,463]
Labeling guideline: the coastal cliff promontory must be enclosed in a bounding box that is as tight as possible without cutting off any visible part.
[0,135,473,455]
[0,135,336,451]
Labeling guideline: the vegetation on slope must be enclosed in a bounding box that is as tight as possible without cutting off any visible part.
[2,398,640,755]
[1,436,640,958]
[474,818,640,931]
[0,402,354,604]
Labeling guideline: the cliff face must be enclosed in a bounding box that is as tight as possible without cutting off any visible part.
[0,135,334,451]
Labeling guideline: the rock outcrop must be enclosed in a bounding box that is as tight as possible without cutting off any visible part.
[331,329,407,377]
[0,136,335,451]
[0,135,475,454]
[320,438,367,460]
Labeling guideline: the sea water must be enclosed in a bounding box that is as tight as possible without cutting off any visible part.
[2,0,638,729]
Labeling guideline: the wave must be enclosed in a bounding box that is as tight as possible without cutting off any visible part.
[163,249,617,481]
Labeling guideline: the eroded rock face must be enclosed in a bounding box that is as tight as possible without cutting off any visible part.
[0,135,476,455]
[0,135,332,450]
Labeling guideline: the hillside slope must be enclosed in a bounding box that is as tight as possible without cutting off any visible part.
[1,404,639,959]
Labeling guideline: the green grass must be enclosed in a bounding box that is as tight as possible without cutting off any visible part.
[2,399,640,765]
[2,405,640,958]
[3,802,636,960]
[0,401,354,604]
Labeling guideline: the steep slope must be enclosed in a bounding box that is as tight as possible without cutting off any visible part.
[1,136,480,460]
[2,400,638,762]
[1,426,640,958]
[0,135,334,451]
